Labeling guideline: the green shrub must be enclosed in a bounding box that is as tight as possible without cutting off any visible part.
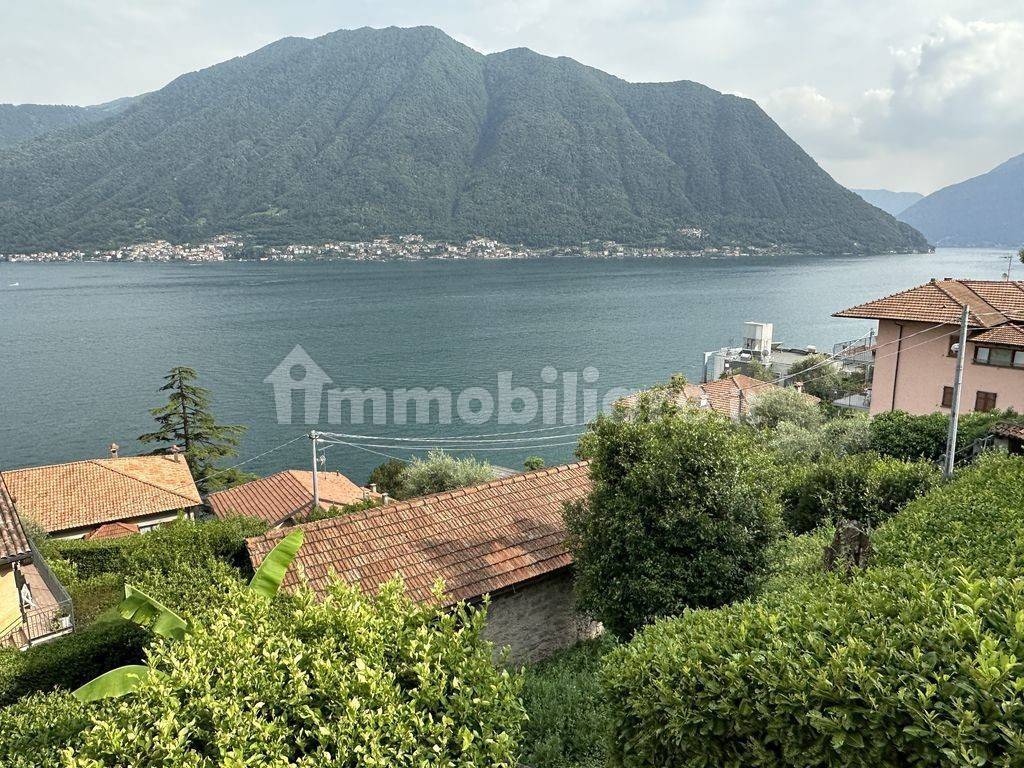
[0,691,90,768]
[49,537,134,580]
[869,409,1014,463]
[50,516,267,582]
[520,635,617,768]
[746,386,823,430]
[68,573,124,627]
[785,453,939,533]
[69,580,524,767]
[0,617,146,706]
[604,565,1024,767]
[568,408,782,637]
[401,449,497,498]
[874,453,1024,573]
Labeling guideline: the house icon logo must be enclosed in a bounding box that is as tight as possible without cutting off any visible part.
[264,345,333,424]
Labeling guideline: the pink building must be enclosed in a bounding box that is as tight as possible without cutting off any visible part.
[835,279,1024,416]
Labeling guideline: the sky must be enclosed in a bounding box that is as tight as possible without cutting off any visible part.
[3,1,1023,194]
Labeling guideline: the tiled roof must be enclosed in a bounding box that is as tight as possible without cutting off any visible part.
[618,374,809,420]
[246,462,592,607]
[970,323,1024,348]
[207,470,378,526]
[0,475,31,565]
[991,422,1024,440]
[2,455,201,534]
[834,279,1024,328]
[83,521,141,540]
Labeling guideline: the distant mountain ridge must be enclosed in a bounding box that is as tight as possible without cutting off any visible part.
[0,26,927,254]
[0,97,136,148]
[899,154,1024,247]
[852,189,923,217]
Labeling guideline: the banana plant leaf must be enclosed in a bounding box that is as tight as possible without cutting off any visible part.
[248,529,304,598]
[118,584,189,640]
[73,665,156,702]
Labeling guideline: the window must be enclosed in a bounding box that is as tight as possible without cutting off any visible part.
[975,391,998,412]
[974,345,1024,368]
[941,386,954,408]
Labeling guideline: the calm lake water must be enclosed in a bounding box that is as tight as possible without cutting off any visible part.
[0,248,1013,482]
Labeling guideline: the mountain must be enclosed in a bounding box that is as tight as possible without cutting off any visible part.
[851,189,923,217]
[0,26,927,253]
[0,97,136,148]
[899,154,1024,247]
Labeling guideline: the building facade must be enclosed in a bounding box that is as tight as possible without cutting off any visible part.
[836,279,1024,417]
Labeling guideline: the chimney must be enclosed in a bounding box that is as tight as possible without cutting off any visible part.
[381,493,390,505]
[369,483,378,494]
[108,442,120,459]
[168,445,184,462]
[794,381,804,393]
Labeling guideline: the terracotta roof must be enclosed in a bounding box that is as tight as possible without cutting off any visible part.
[0,475,31,565]
[2,455,201,535]
[246,462,592,607]
[970,323,1024,348]
[207,470,379,526]
[83,521,141,540]
[991,422,1024,440]
[834,279,1024,328]
[618,374,810,420]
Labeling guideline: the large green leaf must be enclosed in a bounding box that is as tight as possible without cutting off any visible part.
[73,665,155,702]
[248,529,304,598]
[118,584,189,640]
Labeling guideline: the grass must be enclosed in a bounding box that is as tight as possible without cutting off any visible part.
[519,635,617,768]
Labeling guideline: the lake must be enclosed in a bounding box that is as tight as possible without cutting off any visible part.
[0,248,1013,483]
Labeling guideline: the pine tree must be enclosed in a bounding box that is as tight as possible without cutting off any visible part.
[139,367,246,490]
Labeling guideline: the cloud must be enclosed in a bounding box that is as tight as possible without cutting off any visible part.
[762,86,863,159]
[862,17,1024,143]
[761,16,1024,191]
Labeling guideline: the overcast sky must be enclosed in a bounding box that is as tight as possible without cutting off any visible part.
[4,0,1022,194]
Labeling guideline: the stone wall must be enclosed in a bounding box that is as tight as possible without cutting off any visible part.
[482,568,601,666]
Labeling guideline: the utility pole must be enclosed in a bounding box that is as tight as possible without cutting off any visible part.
[309,430,321,512]
[943,305,970,479]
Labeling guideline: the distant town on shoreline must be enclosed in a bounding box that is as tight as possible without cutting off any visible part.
[2,231,926,264]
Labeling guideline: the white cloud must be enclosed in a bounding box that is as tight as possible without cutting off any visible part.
[761,16,1024,191]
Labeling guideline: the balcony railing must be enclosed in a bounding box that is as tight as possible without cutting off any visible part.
[0,544,75,650]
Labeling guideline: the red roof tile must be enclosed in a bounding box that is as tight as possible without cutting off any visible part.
[83,521,141,540]
[970,323,1024,348]
[246,462,592,606]
[0,474,31,565]
[834,279,1024,328]
[2,454,201,534]
[207,470,378,526]
[618,374,813,419]
[992,422,1024,440]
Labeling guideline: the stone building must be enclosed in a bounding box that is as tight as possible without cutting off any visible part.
[247,462,598,665]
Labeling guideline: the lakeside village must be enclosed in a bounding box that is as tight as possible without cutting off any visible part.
[2,229,788,263]
[4,277,1024,766]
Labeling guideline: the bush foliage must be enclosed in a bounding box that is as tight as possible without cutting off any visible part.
[63,580,523,767]
[605,565,1024,767]
[567,408,782,637]
[603,453,1024,767]
[784,453,939,533]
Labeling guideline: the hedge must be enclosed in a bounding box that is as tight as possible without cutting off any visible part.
[605,565,1024,767]
[49,516,267,580]
[0,691,90,768]
[69,580,524,767]
[784,453,939,533]
[603,453,1024,767]
[874,452,1024,573]
[0,617,146,706]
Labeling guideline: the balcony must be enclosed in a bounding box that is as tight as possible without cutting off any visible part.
[0,547,75,650]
